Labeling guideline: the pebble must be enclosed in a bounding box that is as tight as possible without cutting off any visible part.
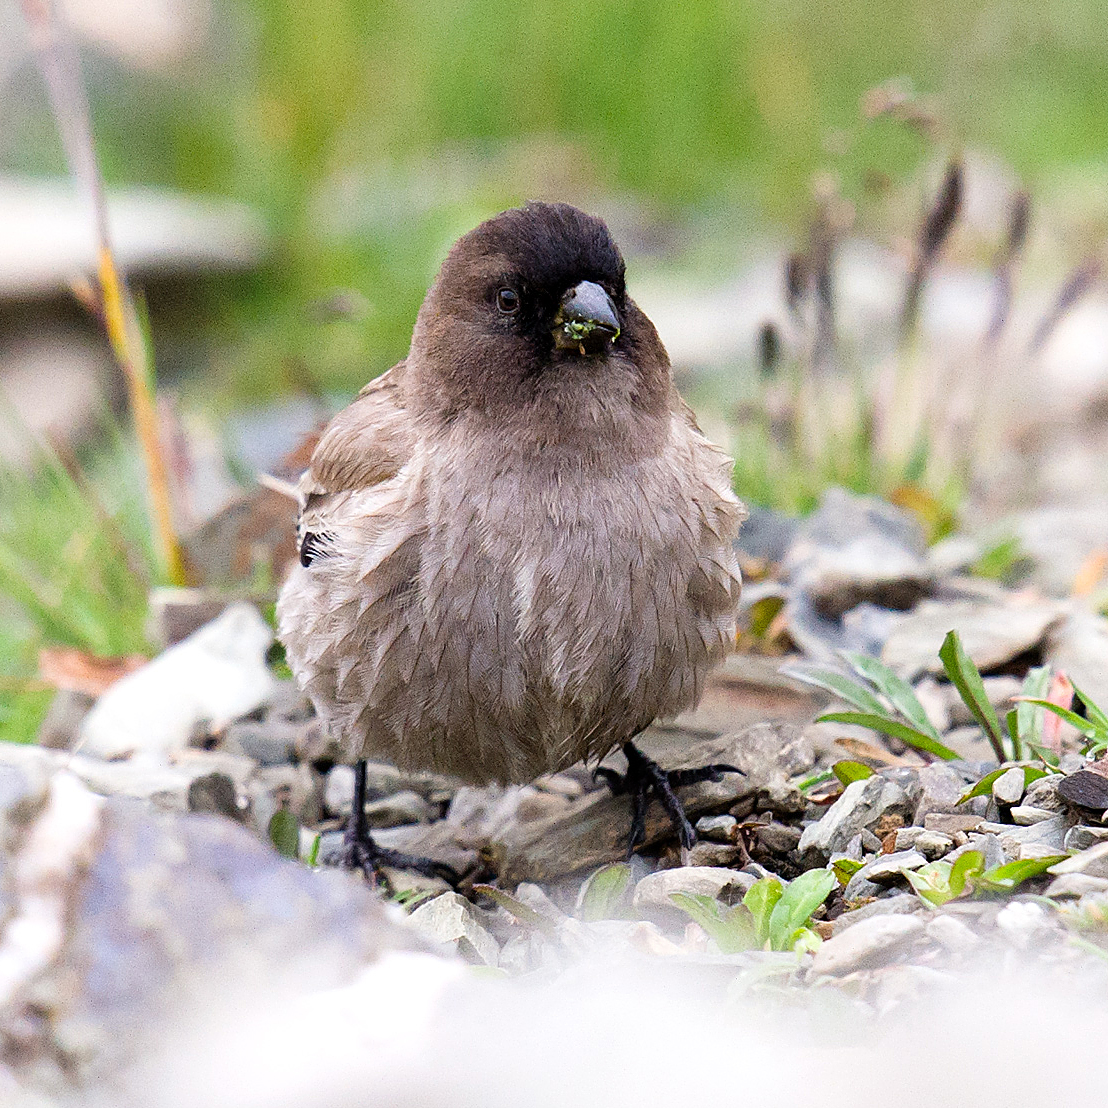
[1065,825,1108,852]
[686,842,743,867]
[926,914,980,953]
[924,813,984,835]
[913,764,975,825]
[1024,774,1067,813]
[1011,805,1056,825]
[912,830,955,860]
[408,892,500,967]
[1045,874,1108,899]
[992,766,1027,805]
[1058,771,1108,812]
[757,822,802,853]
[632,866,753,914]
[811,914,925,976]
[1048,842,1108,879]
[995,901,1056,949]
[831,893,920,935]
[695,814,738,843]
[363,790,437,829]
[798,775,913,864]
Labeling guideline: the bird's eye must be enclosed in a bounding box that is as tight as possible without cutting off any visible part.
[496,287,520,314]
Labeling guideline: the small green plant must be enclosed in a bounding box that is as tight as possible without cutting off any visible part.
[787,648,959,761]
[670,869,835,954]
[789,630,1060,768]
[1017,684,1108,761]
[905,849,1065,907]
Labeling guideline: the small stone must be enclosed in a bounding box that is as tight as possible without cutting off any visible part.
[1024,775,1066,812]
[757,822,801,854]
[187,772,244,821]
[992,766,1027,806]
[324,764,355,818]
[408,892,499,966]
[513,790,571,823]
[1049,841,1108,879]
[985,814,1071,860]
[811,914,925,976]
[686,841,742,867]
[894,826,923,851]
[913,763,973,825]
[913,830,955,860]
[924,812,983,835]
[1011,805,1056,826]
[863,850,927,884]
[247,764,321,835]
[222,719,300,766]
[926,914,979,953]
[695,814,738,843]
[831,893,919,935]
[1059,771,1108,812]
[947,833,1005,871]
[362,790,436,829]
[1045,874,1108,899]
[798,775,913,864]
[1065,825,1108,852]
[632,866,753,913]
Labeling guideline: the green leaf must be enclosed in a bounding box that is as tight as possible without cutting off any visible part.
[955,764,1051,807]
[768,868,835,951]
[305,832,322,868]
[842,651,942,740]
[475,885,557,934]
[832,760,875,785]
[1016,666,1052,751]
[669,893,757,954]
[831,857,865,886]
[939,630,1007,760]
[268,809,300,859]
[948,850,986,898]
[978,855,1067,892]
[743,876,784,946]
[1016,698,1100,739]
[904,861,956,907]
[798,770,835,793]
[1006,708,1023,761]
[783,665,888,715]
[576,863,633,921]
[817,712,960,760]
[1073,683,1108,734]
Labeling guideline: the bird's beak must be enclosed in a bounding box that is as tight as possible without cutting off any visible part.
[552,281,620,354]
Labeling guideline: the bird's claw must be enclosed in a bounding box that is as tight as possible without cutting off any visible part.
[597,743,744,855]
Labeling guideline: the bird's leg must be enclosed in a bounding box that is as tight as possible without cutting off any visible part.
[331,759,460,887]
[596,742,743,856]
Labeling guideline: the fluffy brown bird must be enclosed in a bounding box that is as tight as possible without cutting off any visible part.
[277,202,744,876]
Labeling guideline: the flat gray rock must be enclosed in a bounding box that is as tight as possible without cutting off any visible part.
[812,914,925,976]
[881,598,1063,678]
[799,773,915,864]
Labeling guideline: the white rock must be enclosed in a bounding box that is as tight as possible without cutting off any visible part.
[408,893,498,967]
[1049,841,1108,879]
[632,866,752,913]
[79,604,278,761]
[926,914,979,953]
[811,915,924,976]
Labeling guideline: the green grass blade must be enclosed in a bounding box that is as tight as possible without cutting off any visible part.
[938,630,1007,761]
[781,665,887,715]
[1015,698,1100,739]
[842,650,942,740]
[817,711,960,760]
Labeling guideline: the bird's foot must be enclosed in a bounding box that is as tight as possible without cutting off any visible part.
[329,827,460,889]
[596,742,742,855]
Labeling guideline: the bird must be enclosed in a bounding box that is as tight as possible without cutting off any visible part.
[276,201,745,880]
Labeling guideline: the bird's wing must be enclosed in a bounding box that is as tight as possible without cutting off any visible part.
[295,363,413,562]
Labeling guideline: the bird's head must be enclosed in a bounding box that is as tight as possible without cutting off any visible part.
[409,202,671,424]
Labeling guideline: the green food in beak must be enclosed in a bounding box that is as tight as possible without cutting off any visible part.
[552,281,620,354]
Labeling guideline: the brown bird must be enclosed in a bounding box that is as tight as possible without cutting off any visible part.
[277,202,744,878]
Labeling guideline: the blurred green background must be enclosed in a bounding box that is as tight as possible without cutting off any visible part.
[10,0,1108,402]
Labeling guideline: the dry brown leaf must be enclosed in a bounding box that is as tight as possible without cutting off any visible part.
[38,647,147,697]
